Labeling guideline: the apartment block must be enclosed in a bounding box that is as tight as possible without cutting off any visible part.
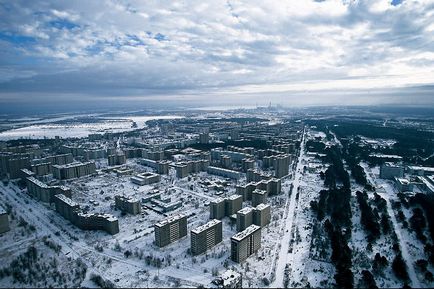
[75,212,120,235]
[115,195,141,215]
[154,213,188,247]
[52,162,96,180]
[108,153,126,166]
[231,225,261,263]
[225,195,243,216]
[253,204,271,227]
[236,207,253,232]
[54,194,119,235]
[26,177,72,203]
[210,198,226,220]
[251,189,267,207]
[191,219,222,255]
[207,166,242,180]
[31,162,52,176]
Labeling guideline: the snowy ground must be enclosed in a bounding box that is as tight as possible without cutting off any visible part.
[0,115,182,140]
[0,154,301,288]
[361,163,433,288]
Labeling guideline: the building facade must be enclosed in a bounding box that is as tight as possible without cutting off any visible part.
[191,219,222,255]
[154,214,188,247]
[231,225,261,263]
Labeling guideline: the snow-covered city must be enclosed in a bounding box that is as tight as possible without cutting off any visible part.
[1,0,434,288]
[1,107,434,288]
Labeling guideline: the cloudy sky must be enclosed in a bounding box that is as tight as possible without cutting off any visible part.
[0,0,433,112]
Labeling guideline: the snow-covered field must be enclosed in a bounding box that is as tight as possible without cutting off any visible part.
[0,115,182,140]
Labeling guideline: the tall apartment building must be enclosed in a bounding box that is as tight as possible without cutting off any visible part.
[154,214,188,247]
[52,162,96,180]
[251,189,267,207]
[191,219,222,256]
[253,204,271,227]
[84,149,106,160]
[210,198,226,220]
[199,132,210,144]
[236,207,253,232]
[242,158,255,172]
[108,153,126,166]
[221,155,232,169]
[142,149,164,161]
[274,154,290,178]
[225,195,243,216]
[231,225,261,263]
[7,156,31,179]
[115,195,141,215]
[0,207,10,234]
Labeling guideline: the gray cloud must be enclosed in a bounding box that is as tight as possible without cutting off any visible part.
[0,0,434,109]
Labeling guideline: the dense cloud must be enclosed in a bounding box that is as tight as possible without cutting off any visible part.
[0,0,433,109]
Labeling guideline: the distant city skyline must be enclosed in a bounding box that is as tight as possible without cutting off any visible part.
[0,0,433,111]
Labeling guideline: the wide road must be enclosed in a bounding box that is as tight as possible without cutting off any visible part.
[271,127,306,288]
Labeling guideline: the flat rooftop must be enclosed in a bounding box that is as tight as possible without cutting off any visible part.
[54,194,79,207]
[231,224,260,242]
[53,161,94,169]
[27,176,49,188]
[191,219,221,234]
[237,206,253,215]
[227,194,242,201]
[255,203,270,210]
[155,213,187,228]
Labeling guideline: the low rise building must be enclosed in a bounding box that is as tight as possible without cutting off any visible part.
[380,163,404,179]
[131,172,160,185]
[211,270,242,288]
[407,165,434,176]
